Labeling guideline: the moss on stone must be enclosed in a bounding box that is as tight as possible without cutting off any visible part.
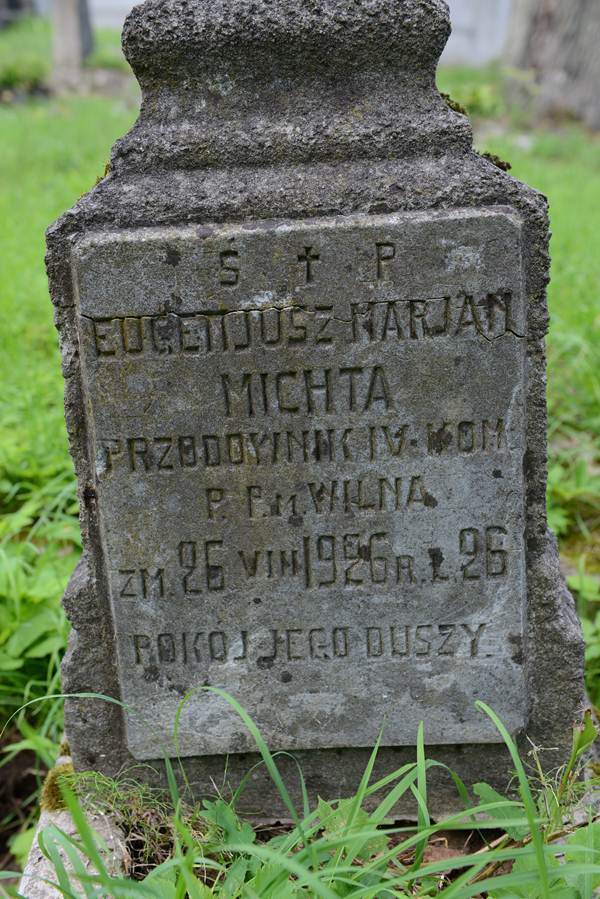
[482,151,513,172]
[440,91,468,116]
[40,761,74,812]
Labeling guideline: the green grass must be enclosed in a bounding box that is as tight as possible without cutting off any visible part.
[4,696,600,897]
[0,17,128,91]
[0,17,49,90]
[0,94,137,862]
[0,96,137,740]
[438,63,510,120]
[87,24,130,72]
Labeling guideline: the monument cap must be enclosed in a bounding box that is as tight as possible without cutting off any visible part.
[123,0,451,80]
[115,0,468,173]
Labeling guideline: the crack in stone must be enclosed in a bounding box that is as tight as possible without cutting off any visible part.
[80,299,527,341]
[479,327,527,342]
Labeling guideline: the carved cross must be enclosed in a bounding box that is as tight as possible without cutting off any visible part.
[298,246,320,283]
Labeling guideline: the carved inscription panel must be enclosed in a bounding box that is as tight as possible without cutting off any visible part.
[72,209,527,758]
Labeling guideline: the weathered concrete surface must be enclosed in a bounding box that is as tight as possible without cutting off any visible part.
[48,0,584,817]
[72,208,528,759]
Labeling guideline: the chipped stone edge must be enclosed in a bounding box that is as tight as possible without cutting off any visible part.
[19,757,128,899]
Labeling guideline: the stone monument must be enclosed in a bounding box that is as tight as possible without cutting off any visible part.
[47,0,584,817]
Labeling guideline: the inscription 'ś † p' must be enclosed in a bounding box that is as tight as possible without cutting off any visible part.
[70,208,529,758]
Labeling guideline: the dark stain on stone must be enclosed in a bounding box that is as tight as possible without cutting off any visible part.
[289,514,303,526]
[523,448,534,479]
[253,596,262,605]
[165,246,181,266]
[82,483,97,508]
[508,634,524,665]
[411,439,418,447]
[493,469,503,479]
[369,201,390,215]
[527,534,544,555]
[428,425,453,454]
[143,665,160,682]
[423,490,438,508]
[428,547,445,572]
[228,735,247,753]
[257,656,275,670]
[281,671,292,683]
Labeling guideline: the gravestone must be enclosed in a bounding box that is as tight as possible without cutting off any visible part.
[48,0,583,817]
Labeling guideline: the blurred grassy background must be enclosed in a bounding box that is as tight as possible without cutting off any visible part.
[0,16,128,91]
[0,19,598,868]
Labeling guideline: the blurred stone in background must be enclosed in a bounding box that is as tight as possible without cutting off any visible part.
[51,0,94,91]
[0,0,34,28]
[441,0,513,66]
[506,0,600,131]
